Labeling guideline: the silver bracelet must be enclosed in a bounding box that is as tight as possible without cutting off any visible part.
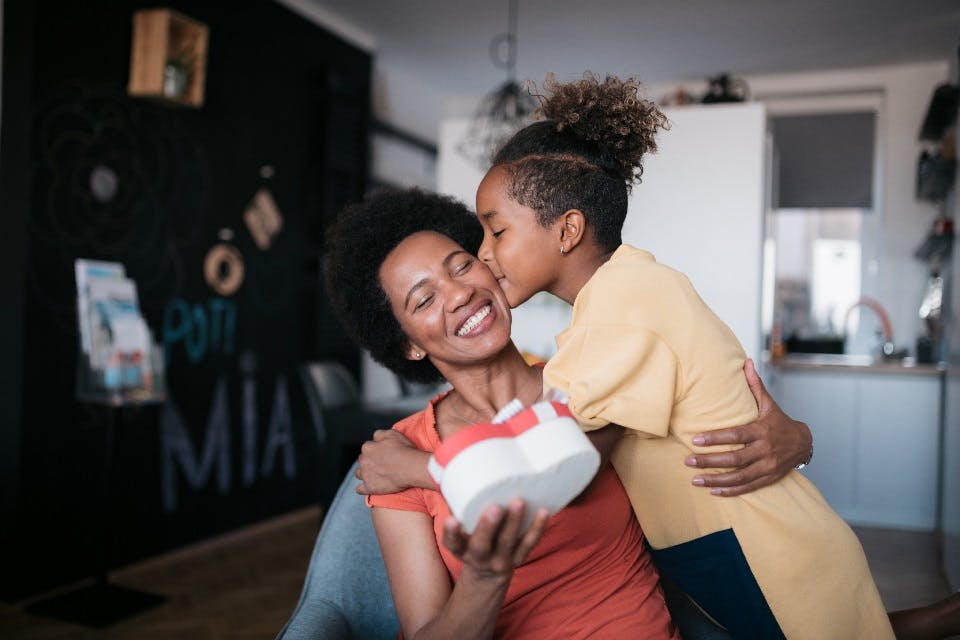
[795,444,814,471]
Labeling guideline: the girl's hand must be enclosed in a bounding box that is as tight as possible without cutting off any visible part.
[442,500,550,583]
[356,429,432,495]
[685,359,813,497]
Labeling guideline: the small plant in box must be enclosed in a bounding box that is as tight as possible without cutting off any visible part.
[163,41,195,99]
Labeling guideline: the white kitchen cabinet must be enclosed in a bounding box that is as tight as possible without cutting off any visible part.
[943,370,960,589]
[766,365,943,530]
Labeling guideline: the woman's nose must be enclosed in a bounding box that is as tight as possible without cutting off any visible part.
[444,279,473,310]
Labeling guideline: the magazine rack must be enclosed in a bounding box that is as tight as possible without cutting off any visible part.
[25,348,168,626]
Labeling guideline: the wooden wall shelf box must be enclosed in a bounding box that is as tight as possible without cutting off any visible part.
[128,8,209,108]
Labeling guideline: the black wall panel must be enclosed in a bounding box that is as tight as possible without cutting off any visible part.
[1,0,370,598]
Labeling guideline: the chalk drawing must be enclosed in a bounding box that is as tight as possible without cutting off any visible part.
[261,376,295,478]
[160,372,298,513]
[162,297,237,364]
[242,377,257,487]
[161,377,231,513]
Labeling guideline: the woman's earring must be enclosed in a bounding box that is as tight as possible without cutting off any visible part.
[415,352,422,359]
[559,245,566,256]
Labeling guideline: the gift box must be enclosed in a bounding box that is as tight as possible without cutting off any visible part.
[428,400,600,533]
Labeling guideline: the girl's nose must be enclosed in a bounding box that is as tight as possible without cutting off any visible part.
[477,238,493,263]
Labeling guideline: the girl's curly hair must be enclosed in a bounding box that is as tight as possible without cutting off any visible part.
[323,188,483,384]
[493,73,669,251]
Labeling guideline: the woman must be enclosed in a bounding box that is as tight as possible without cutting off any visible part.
[324,188,679,639]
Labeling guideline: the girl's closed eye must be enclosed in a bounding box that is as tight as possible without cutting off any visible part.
[492,229,505,239]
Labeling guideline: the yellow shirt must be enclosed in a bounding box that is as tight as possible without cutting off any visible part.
[544,245,892,640]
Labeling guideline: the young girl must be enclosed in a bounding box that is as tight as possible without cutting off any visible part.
[470,73,892,639]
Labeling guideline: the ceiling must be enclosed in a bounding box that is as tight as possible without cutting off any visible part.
[312,0,959,97]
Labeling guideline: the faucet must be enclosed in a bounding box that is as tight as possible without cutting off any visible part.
[843,296,900,359]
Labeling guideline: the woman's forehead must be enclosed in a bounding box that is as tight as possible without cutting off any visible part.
[393,230,463,258]
[380,231,467,287]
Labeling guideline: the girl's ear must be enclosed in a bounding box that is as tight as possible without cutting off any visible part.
[558,209,587,252]
[405,343,427,361]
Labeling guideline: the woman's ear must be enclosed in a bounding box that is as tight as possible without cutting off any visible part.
[405,343,426,361]
[558,209,587,252]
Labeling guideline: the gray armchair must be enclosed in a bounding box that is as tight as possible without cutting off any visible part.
[276,459,399,639]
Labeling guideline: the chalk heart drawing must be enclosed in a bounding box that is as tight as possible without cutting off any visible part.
[428,401,600,534]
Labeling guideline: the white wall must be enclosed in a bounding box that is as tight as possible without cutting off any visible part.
[370,133,436,190]
[436,119,484,205]
[372,61,448,145]
[650,61,950,351]
[273,0,375,51]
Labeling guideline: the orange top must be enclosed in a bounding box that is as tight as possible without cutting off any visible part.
[368,392,678,640]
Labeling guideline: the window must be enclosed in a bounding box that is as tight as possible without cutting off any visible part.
[762,94,881,354]
[771,112,876,209]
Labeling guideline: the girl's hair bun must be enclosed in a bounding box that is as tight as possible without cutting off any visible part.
[535,72,669,184]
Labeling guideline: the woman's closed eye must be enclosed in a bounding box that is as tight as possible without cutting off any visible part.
[414,294,434,311]
[453,259,474,275]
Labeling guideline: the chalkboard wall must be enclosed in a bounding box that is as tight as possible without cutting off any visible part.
[1,0,369,598]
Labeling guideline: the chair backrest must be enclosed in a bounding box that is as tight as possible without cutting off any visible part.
[298,360,361,448]
[277,460,399,640]
[304,361,360,409]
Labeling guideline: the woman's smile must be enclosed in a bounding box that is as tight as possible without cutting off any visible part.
[455,302,494,337]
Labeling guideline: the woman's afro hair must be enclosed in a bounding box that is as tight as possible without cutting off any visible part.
[493,73,669,251]
[323,188,484,384]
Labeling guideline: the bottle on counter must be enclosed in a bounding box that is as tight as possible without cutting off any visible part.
[770,321,787,360]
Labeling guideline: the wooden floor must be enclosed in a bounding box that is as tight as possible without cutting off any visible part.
[0,507,323,640]
[0,514,954,639]
[853,526,953,613]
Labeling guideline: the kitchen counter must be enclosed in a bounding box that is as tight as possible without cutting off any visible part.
[769,353,946,377]
[764,355,945,530]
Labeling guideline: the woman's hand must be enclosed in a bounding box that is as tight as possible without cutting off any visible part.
[356,429,433,494]
[442,500,550,584]
[373,501,549,640]
[685,359,813,497]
